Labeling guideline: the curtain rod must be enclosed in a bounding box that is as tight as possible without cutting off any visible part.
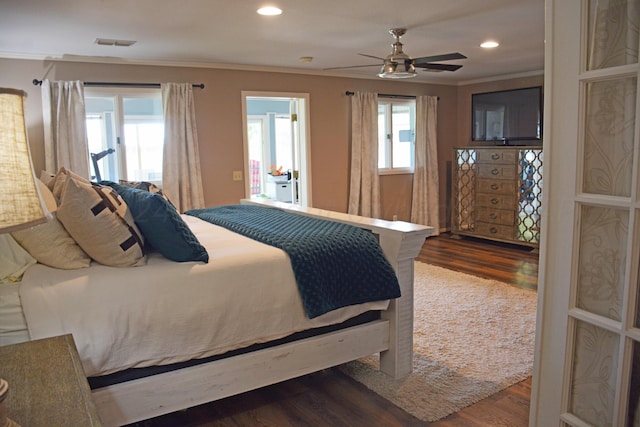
[345,91,439,100]
[32,79,204,89]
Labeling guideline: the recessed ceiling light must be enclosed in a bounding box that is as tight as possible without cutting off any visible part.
[298,56,313,63]
[481,41,499,49]
[257,6,282,16]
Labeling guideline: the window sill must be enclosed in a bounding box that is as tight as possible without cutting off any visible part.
[378,168,414,176]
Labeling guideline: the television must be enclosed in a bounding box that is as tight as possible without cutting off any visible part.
[472,86,542,143]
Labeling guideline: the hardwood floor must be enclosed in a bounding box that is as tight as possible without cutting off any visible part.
[129,233,538,427]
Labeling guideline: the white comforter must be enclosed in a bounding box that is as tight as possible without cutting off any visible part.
[20,215,388,377]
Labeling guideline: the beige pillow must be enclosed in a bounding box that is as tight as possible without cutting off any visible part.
[51,167,91,200]
[40,170,56,188]
[36,178,57,213]
[11,213,92,270]
[57,178,146,267]
[12,178,91,270]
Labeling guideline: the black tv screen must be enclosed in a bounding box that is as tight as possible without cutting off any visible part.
[472,86,542,143]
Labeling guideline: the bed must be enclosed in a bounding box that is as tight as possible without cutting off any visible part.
[2,177,432,426]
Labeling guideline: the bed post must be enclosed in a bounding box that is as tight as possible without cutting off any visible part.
[240,199,433,379]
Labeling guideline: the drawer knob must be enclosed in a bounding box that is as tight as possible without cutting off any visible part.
[491,183,499,190]
[490,213,497,219]
[490,227,498,234]
[491,153,500,160]
[491,198,499,205]
[491,168,500,175]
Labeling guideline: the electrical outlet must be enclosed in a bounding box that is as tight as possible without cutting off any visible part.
[232,170,243,181]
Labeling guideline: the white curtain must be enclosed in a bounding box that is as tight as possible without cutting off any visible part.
[161,83,205,213]
[348,92,380,218]
[411,95,439,233]
[41,80,90,179]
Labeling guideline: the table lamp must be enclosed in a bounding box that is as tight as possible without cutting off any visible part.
[0,87,52,427]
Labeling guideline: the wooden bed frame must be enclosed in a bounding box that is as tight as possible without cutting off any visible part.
[91,199,433,426]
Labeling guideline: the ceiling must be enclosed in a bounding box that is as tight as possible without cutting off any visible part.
[0,0,545,85]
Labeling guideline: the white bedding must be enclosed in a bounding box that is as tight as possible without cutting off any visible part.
[0,282,30,346]
[19,215,389,377]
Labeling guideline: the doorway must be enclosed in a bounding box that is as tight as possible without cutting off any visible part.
[241,92,311,207]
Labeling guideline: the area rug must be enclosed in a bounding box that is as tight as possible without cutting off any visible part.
[339,262,537,422]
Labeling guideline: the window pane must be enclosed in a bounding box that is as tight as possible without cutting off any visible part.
[247,119,264,195]
[123,97,163,184]
[391,104,413,168]
[274,116,292,172]
[378,104,388,169]
[85,97,118,182]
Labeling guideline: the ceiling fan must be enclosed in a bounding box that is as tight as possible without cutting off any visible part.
[326,28,467,79]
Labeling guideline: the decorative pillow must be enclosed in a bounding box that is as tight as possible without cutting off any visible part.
[11,212,92,270]
[51,167,91,200]
[103,182,208,263]
[57,178,146,267]
[118,180,175,209]
[39,170,56,188]
[36,178,57,213]
[12,180,91,270]
[0,234,37,283]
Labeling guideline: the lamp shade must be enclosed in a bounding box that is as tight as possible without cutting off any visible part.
[0,88,50,233]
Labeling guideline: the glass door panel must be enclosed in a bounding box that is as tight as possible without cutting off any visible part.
[569,320,620,426]
[583,78,636,197]
[576,205,628,321]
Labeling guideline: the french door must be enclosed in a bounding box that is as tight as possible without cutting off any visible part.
[241,92,312,207]
[532,1,640,426]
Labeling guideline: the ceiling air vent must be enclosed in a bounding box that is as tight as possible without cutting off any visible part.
[94,38,136,47]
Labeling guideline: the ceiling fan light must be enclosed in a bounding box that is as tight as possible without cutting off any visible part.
[377,61,417,79]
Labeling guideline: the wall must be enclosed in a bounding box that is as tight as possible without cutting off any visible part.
[5,57,535,231]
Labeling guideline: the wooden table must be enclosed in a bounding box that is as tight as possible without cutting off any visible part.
[0,334,102,426]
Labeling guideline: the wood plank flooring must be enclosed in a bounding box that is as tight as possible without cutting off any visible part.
[129,233,538,427]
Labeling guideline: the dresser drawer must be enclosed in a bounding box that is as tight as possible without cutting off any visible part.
[475,149,517,164]
[476,193,516,209]
[477,164,516,180]
[477,178,515,194]
[476,207,515,225]
[475,222,515,240]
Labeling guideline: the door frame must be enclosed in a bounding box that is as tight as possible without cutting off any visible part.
[241,91,312,207]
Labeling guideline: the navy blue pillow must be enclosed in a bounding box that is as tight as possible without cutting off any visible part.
[102,182,208,263]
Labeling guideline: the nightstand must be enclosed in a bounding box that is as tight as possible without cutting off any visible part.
[0,334,102,426]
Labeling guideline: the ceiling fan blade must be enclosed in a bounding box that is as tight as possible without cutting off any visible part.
[323,64,382,70]
[414,62,463,72]
[414,52,467,64]
[358,53,386,61]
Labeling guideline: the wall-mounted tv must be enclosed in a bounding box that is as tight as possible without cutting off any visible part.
[472,86,542,143]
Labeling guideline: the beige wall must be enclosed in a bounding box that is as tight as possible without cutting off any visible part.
[0,57,538,231]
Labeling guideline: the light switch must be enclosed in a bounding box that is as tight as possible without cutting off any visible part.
[232,170,243,181]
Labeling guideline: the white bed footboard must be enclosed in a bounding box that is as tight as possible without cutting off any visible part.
[241,200,434,378]
[93,200,433,426]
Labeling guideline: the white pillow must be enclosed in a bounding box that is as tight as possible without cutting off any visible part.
[0,234,36,283]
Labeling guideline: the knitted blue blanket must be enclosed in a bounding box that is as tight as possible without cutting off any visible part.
[186,205,400,318]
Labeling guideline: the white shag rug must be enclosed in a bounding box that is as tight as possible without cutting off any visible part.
[340,262,537,422]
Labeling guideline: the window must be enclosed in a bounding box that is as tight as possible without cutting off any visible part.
[378,99,415,173]
[85,89,164,185]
